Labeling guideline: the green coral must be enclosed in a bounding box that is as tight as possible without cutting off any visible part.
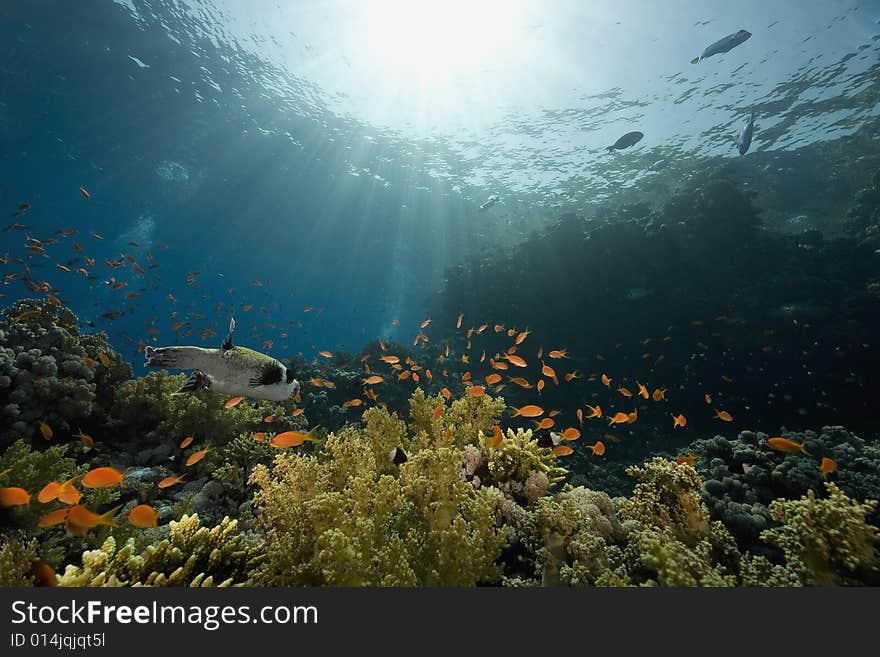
[760,482,879,585]
[0,532,39,586]
[482,427,568,504]
[527,485,623,586]
[57,514,261,587]
[250,395,508,586]
[619,458,710,546]
[106,370,299,464]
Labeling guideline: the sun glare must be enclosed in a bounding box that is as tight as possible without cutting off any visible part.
[359,0,522,81]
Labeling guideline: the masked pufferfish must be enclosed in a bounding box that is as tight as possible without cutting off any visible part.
[144,317,301,402]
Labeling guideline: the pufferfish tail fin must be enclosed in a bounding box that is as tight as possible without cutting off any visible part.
[172,370,210,395]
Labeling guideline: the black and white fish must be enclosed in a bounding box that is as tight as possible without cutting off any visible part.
[144,317,300,402]
[690,30,751,64]
[388,447,408,465]
[736,111,755,155]
[606,131,644,152]
[479,195,499,211]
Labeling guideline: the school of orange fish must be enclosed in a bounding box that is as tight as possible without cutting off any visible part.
[0,191,840,578]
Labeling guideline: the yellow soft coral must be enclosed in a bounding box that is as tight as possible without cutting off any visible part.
[760,482,879,586]
[57,515,260,587]
[619,458,710,546]
[250,395,507,586]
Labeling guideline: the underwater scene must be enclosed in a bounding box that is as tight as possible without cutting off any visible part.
[1,0,879,587]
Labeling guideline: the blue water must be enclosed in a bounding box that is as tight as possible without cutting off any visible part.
[1,0,878,369]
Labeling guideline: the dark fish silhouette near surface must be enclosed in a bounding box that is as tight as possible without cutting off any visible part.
[691,29,751,64]
[606,131,644,152]
[736,111,755,155]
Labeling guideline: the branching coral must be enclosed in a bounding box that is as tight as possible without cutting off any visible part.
[760,483,879,586]
[250,395,508,586]
[105,370,298,465]
[526,486,623,586]
[57,514,261,587]
[0,531,39,586]
[619,458,710,546]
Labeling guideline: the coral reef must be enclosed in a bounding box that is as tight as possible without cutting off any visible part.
[250,395,509,586]
[692,427,880,551]
[0,298,128,445]
[760,482,879,586]
[105,370,296,465]
[58,514,262,587]
[0,532,39,586]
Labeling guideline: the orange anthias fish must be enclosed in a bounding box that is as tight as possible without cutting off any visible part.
[551,445,573,457]
[607,412,630,426]
[560,427,580,441]
[185,448,211,466]
[534,417,555,430]
[0,486,31,507]
[74,429,94,449]
[82,467,124,488]
[468,385,486,397]
[224,396,245,408]
[343,399,363,408]
[483,424,504,448]
[37,481,61,503]
[39,420,53,440]
[362,375,384,385]
[705,393,712,405]
[714,410,733,422]
[179,436,194,449]
[675,453,698,466]
[818,457,837,476]
[601,374,611,387]
[57,476,82,505]
[577,408,584,426]
[672,413,687,428]
[766,438,811,455]
[128,504,158,528]
[588,441,605,456]
[440,387,452,399]
[37,507,70,528]
[510,404,544,418]
[270,430,319,448]
[652,388,667,402]
[617,386,633,398]
[584,404,602,419]
[65,504,121,536]
[485,373,502,385]
[548,349,568,359]
[637,382,649,399]
[505,354,528,368]
[158,474,186,489]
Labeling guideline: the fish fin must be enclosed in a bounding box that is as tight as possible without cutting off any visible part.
[144,346,178,368]
[249,363,283,387]
[222,316,235,351]
[690,56,700,64]
[173,370,208,395]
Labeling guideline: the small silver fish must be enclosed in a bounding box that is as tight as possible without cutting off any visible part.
[691,30,751,64]
[736,111,755,155]
[479,195,499,211]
